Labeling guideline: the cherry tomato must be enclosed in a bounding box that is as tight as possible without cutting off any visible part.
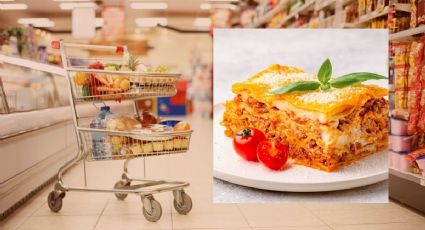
[233,128,266,162]
[257,141,289,170]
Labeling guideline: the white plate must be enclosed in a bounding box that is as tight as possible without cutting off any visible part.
[213,103,388,192]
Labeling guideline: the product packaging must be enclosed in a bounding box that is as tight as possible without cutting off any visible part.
[417,0,425,25]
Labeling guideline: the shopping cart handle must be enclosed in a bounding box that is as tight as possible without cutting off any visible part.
[51,41,60,49]
[116,45,124,54]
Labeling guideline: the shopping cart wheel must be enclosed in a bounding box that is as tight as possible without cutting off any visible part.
[173,191,192,215]
[47,191,64,212]
[113,180,130,200]
[142,197,162,222]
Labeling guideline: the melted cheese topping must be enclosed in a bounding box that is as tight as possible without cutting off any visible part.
[232,64,388,121]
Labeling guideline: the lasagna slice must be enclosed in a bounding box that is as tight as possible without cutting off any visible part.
[221,64,388,172]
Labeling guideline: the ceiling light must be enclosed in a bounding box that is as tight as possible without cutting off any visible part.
[59,2,97,10]
[205,0,239,2]
[18,18,50,24]
[200,3,211,10]
[135,17,167,27]
[130,2,167,10]
[0,3,27,10]
[53,0,92,2]
[95,18,104,27]
[200,3,236,10]
[18,18,55,27]
[193,17,211,27]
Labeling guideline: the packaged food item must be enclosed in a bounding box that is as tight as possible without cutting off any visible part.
[398,152,411,172]
[152,140,165,152]
[416,155,425,177]
[140,110,158,126]
[181,137,190,149]
[407,37,425,134]
[173,138,182,149]
[164,138,174,150]
[391,109,410,120]
[407,90,421,134]
[390,135,414,152]
[106,114,141,131]
[407,148,425,174]
[390,117,409,135]
[418,0,425,26]
[395,90,408,109]
[389,150,409,170]
[411,0,417,28]
[142,141,153,153]
[174,121,191,131]
[358,0,366,16]
[129,143,142,154]
[417,90,425,131]
[376,0,385,11]
[366,0,373,14]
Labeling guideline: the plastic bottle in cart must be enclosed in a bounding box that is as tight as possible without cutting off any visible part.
[99,106,113,159]
[90,118,104,159]
[98,106,113,126]
[90,106,113,159]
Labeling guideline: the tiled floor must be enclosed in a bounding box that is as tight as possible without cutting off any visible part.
[1,117,425,230]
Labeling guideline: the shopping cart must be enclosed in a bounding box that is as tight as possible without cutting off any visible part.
[48,40,193,222]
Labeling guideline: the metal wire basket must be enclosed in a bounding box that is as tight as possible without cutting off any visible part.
[78,126,193,161]
[69,69,179,102]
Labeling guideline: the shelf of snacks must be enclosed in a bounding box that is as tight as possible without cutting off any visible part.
[0,27,61,66]
[343,6,389,27]
[389,34,425,185]
[315,0,336,11]
[390,25,425,40]
[275,0,316,27]
[248,0,289,28]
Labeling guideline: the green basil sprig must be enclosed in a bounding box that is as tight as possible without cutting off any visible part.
[270,81,320,94]
[270,59,387,95]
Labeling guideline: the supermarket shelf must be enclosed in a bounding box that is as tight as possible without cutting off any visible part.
[248,0,289,28]
[315,0,336,11]
[390,25,425,41]
[275,0,315,27]
[394,3,411,13]
[390,168,425,186]
[343,6,388,28]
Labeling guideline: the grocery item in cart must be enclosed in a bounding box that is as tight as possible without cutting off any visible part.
[140,110,158,126]
[106,114,141,131]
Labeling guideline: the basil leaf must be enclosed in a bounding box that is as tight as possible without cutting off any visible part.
[329,72,387,88]
[317,58,332,84]
[270,81,321,94]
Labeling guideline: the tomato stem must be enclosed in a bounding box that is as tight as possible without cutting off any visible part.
[235,129,252,137]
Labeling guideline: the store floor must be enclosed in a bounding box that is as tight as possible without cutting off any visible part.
[1,116,425,230]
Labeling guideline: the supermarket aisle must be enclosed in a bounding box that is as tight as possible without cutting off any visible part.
[1,116,425,230]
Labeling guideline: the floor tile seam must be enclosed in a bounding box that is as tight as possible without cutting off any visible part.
[235,204,254,228]
[92,198,110,230]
